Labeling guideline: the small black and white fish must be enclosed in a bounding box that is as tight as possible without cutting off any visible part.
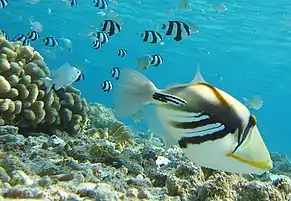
[141,30,163,44]
[43,37,59,47]
[0,0,8,8]
[111,67,120,80]
[161,20,191,41]
[70,0,77,6]
[101,20,121,36]
[93,32,109,44]
[41,63,83,93]
[0,29,8,39]
[27,31,39,41]
[93,39,102,49]
[94,0,108,9]
[13,34,30,46]
[117,49,127,57]
[101,80,113,92]
[150,54,163,67]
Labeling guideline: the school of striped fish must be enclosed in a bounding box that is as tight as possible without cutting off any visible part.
[0,0,271,175]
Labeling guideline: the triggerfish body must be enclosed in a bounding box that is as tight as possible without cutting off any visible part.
[113,67,272,174]
[42,63,84,93]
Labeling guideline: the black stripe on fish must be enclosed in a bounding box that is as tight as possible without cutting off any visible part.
[94,0,108,9]
[0,29,8,39]
[27,31,39,41]
[93,40,102,49]
[43,37,59,47]
[101,20,121,36]
[232,115,257,153]
[152,92,187,106]
[175,110,242,148]
[167,82,246,148]
[142,30,163,44]
[101,80,113,92]
[75,72,85,82]
[94,32,109,44]
[165,20,191,41]
[0,0,8,8]
[117,49,127,57]
[70,0,77,6]
[150,54,163,67]
[13,34,30,45]
[111,67,120,80]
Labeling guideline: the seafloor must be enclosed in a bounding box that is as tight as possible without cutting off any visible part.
[1,36,291,201]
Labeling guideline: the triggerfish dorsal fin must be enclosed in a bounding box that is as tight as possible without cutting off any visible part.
[191,63,207,84]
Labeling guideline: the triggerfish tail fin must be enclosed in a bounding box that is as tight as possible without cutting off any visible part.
[41,77,54,93]
[113,69,159,118]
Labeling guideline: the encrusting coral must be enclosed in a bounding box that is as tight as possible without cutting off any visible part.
[0,37,89,135]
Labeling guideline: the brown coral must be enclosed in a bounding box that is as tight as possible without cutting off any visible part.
[0,37,89,135]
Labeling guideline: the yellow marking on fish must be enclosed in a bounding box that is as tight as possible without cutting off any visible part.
[197,83,229,106]
[226,153,272,171]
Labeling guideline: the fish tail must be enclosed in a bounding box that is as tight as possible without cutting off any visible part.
[41,77,54,93]
[113,69,158,117]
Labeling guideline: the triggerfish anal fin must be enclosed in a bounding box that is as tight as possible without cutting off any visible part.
[191,63,207,84]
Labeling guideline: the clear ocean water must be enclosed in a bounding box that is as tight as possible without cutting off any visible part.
[1,0,291,155]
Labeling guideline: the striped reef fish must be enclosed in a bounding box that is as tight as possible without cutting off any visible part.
[12,34,30,46]
[27,30,39,41]
[101,80,113,92]
[70,0,77,6]
[117,49,127,57]
[111,67,120,80]
[113,67,272,174]
[161,20,191,41]
[93,39,102,49]
[43,37,59,47]
[101,19,121,36]
[94,0,108,9]
[0,0,8,8]
[150,54,163,67]
[141,30,163,44]
[0,29,8,39]
[92,31,109,44]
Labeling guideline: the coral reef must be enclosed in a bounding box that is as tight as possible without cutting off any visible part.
[0,37,88,135]
[1,123,291,201]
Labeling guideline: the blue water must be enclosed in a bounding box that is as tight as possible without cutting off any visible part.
[1,0,291,155]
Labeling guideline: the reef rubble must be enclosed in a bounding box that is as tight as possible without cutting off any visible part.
[1,102,291,201]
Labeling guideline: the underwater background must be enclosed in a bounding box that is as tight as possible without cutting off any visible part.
[1,0,291,154]
[2,1,291,200]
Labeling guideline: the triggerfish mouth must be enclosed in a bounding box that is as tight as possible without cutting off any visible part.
[113,67,272,175]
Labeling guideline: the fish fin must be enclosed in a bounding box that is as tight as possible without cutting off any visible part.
[145,105,178,149]
[41,77,54,93]
[113,69,158,118]
[132,108,145,123]
[191,63,207,84]
[59,62,71,70]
